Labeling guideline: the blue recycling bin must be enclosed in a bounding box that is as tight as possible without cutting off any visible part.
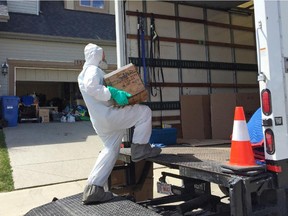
[1,96,19,127]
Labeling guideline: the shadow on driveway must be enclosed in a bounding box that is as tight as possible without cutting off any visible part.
[3,121,96,147]
[3,121,104,189]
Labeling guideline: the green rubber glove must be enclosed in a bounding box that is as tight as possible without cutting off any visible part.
[107,86,132,106]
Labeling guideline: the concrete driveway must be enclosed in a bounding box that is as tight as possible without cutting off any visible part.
[1,121,227,216]
[4,121,104,189]
[0,121,172,216]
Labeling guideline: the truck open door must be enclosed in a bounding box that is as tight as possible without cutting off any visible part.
[254,0,288,187]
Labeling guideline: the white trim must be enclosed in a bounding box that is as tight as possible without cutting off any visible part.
[15,66,78,72]
[14,67,16,95]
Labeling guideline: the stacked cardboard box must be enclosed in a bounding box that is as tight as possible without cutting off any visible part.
[104,63,148,105]
[110,160,153,202]
[180,95,211,139]
[179,93,260,140]
[210,93,260,139]
[39,108,49,123]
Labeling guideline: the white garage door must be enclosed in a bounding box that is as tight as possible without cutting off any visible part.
[16,67,80,82]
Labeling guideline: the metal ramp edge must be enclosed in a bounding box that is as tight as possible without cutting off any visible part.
[24,193,161,216]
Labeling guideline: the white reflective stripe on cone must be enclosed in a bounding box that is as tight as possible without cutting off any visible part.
[232,120,250,141]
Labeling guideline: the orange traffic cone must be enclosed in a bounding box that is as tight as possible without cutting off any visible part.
[221,106,265,176]
[228,106,256,167]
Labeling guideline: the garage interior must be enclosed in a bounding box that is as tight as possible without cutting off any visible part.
[12,62,83,115]
[16,81,80,112]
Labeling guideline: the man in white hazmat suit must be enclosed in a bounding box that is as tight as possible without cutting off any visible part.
[78,43,161,204]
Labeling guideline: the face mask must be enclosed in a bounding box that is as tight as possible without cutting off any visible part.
[98,59,108,70]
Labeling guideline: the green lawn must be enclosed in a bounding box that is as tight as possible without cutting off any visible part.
[0,129,14,192]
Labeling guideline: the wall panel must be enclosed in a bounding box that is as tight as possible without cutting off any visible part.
[178,5,203,19]
[207,9,229,24]
[179,22,205,40]
[208,26,231,43]
[181,44,206,61]
[235,49,257,64]
[209,46,232,62]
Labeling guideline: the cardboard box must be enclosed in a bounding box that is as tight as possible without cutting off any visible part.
[131,178,154,201]
[110,160,126,187]
[110,160,153,201]
[110,178,154,202]
[76,99,86,107]
[110,160,153,187]
[104,63,148,105]
[210,93,260,139]
[236,93,260,121]
[39,108,49,123]
[180,95,211,139]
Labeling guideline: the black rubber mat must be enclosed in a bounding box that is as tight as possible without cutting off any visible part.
[25,193,161,216]
[120,145,230,165]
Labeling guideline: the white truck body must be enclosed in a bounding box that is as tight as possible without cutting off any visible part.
[254,0,288,177]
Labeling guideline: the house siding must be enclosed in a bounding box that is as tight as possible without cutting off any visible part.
[0,38,117,95]
[0,38,116,65]
[7,0,39,15]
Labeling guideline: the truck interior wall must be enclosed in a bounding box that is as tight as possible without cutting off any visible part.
[124,0,258,136]
[235,49,256,63]
[238,71,258,84]
[182,69,208,95]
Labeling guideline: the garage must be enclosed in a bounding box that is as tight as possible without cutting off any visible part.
[16,66,81,111]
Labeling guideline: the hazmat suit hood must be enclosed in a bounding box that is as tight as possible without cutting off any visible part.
[83,43,103,68]
[78,43,111,104]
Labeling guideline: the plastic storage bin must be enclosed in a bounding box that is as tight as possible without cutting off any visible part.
[21,96,34,106]
[1,96,19,127]
[149,128,177,145]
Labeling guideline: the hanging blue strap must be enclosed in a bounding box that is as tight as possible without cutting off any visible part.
[140,28,147,86]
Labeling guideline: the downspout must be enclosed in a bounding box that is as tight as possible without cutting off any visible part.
[115,0,126,68]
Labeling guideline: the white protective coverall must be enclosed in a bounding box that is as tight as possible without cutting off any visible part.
[78,43,152,187]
